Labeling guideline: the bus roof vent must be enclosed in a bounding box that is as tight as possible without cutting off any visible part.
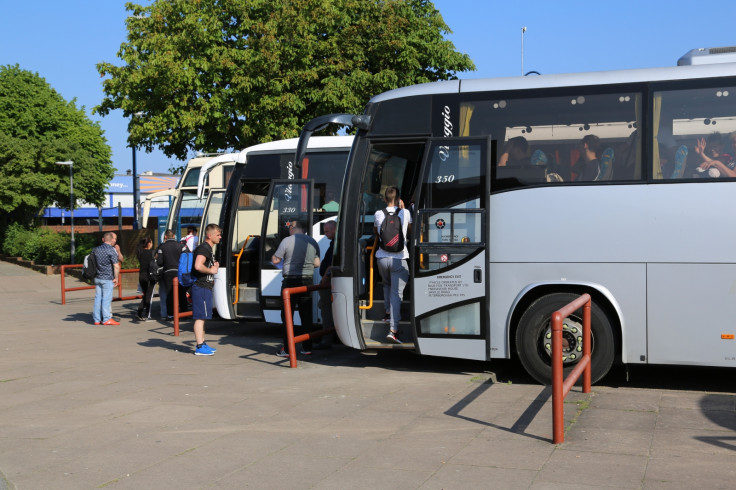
[677,46,736,66]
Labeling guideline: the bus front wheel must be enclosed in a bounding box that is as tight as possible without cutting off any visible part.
[516,292,615,385]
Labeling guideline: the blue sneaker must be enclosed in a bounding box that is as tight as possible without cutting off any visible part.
[194,344,215,356]
[202,342,216,352]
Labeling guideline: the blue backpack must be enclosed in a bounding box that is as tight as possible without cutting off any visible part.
[178,251,195,287]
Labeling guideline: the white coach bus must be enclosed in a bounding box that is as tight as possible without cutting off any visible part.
[141,153,236,240]
[295,47,736,383]
[201,136,354,323]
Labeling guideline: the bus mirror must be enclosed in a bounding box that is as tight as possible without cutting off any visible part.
[351,115,371,130]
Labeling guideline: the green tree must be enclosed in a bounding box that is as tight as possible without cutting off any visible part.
[0,65,114,228]
[96,0,474,162]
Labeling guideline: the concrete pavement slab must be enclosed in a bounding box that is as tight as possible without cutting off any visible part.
[1,260,735,489]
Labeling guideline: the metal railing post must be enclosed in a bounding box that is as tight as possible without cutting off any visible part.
[551,293,592,444]
[61,265,67,304]
[551,310,564,444]
[283,287,298,368]
[173,277,180,337]
[281,283,333,368]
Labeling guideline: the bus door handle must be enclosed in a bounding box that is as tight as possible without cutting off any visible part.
[474,269,482,283]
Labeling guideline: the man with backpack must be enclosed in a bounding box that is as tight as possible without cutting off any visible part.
[374,186,411,344]
[91,232,121,326]
[155,229,188,320]
[189,223,221,355]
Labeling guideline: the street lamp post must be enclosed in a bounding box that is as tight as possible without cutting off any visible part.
[132,145,139,229]
[521,26,527,76]
[131,111,144,230]
[55,160,75,264]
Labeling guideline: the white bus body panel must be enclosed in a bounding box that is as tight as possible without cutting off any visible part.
[331,277,362,349]
[489,182,736,367]
[418,338,487,360]
[261,269,288,324]
[212,268,232,319]
[648,264,736,367]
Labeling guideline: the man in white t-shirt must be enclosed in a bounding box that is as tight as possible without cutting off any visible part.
[374,186,411,344]
[184,226,199,252]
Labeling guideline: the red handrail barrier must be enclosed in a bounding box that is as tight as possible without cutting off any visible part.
[282,283,334,368]
[60,265,143,304]
[172,277,192,337]
[552,293,592,444]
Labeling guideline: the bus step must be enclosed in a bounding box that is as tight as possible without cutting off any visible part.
[361,320,412,345]
[364,339,415,349]
[237,286,259,303]
[235,302,263,318]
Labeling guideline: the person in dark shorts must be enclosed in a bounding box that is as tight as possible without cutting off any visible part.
[190,223,221,356]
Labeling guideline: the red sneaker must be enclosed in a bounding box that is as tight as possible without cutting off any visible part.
[102,318,120,326]
[94,322,100,325]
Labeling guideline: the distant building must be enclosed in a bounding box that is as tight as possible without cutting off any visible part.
[42,172,179,232]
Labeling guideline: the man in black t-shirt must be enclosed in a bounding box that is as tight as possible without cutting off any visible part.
[190,223,221,356]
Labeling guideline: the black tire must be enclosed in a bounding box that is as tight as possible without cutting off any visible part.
[516,292,616,385]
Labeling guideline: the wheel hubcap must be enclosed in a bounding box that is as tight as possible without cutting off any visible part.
[542,317,587,365]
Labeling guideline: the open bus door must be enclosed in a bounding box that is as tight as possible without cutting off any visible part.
[228,179,314,322]
[141,189,176,235]
[411,138,491,361]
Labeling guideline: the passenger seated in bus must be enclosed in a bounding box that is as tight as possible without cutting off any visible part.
[576,134,602,181]
[322,190,339,212]
[497,136,530,166]
[694,132,736,178]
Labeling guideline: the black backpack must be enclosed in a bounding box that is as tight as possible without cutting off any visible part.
[82,251,97,280]
[148,257,163,282]
[378,208,404,253]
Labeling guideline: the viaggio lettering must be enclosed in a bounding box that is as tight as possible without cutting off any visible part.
[285,160,294,201]
[439,105,452,161]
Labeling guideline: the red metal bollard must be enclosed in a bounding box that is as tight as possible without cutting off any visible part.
[552,293,592,444]
[281,283,333,368]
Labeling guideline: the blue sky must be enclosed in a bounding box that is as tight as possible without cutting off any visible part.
[2,0,735,175]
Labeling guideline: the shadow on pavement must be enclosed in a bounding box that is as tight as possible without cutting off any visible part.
[445,379,552,442]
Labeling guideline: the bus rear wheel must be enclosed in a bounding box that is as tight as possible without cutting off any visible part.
[516,292,615,385]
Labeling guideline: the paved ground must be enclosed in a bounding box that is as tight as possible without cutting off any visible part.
[0,260,734,489]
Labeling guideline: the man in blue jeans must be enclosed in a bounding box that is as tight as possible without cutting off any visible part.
[92,232,121,325]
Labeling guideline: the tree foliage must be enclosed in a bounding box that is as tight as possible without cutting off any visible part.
[96,0,475,161]
[0,65,114,227]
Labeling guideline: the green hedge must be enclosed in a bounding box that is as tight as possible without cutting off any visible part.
[1,224,98,265]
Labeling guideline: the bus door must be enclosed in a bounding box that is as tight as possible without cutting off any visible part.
[259,179,314,324]
[200,190,225,232]
[141,189,176,238]
[412,138,490,361]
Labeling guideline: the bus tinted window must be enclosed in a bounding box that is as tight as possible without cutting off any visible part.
[461,92,641,187]
[361,146,415,218]
[420,143,484,210]
[306,151,349,212]
[182,168,201,187]
[653,85,736,180]
[177,191,207,238]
